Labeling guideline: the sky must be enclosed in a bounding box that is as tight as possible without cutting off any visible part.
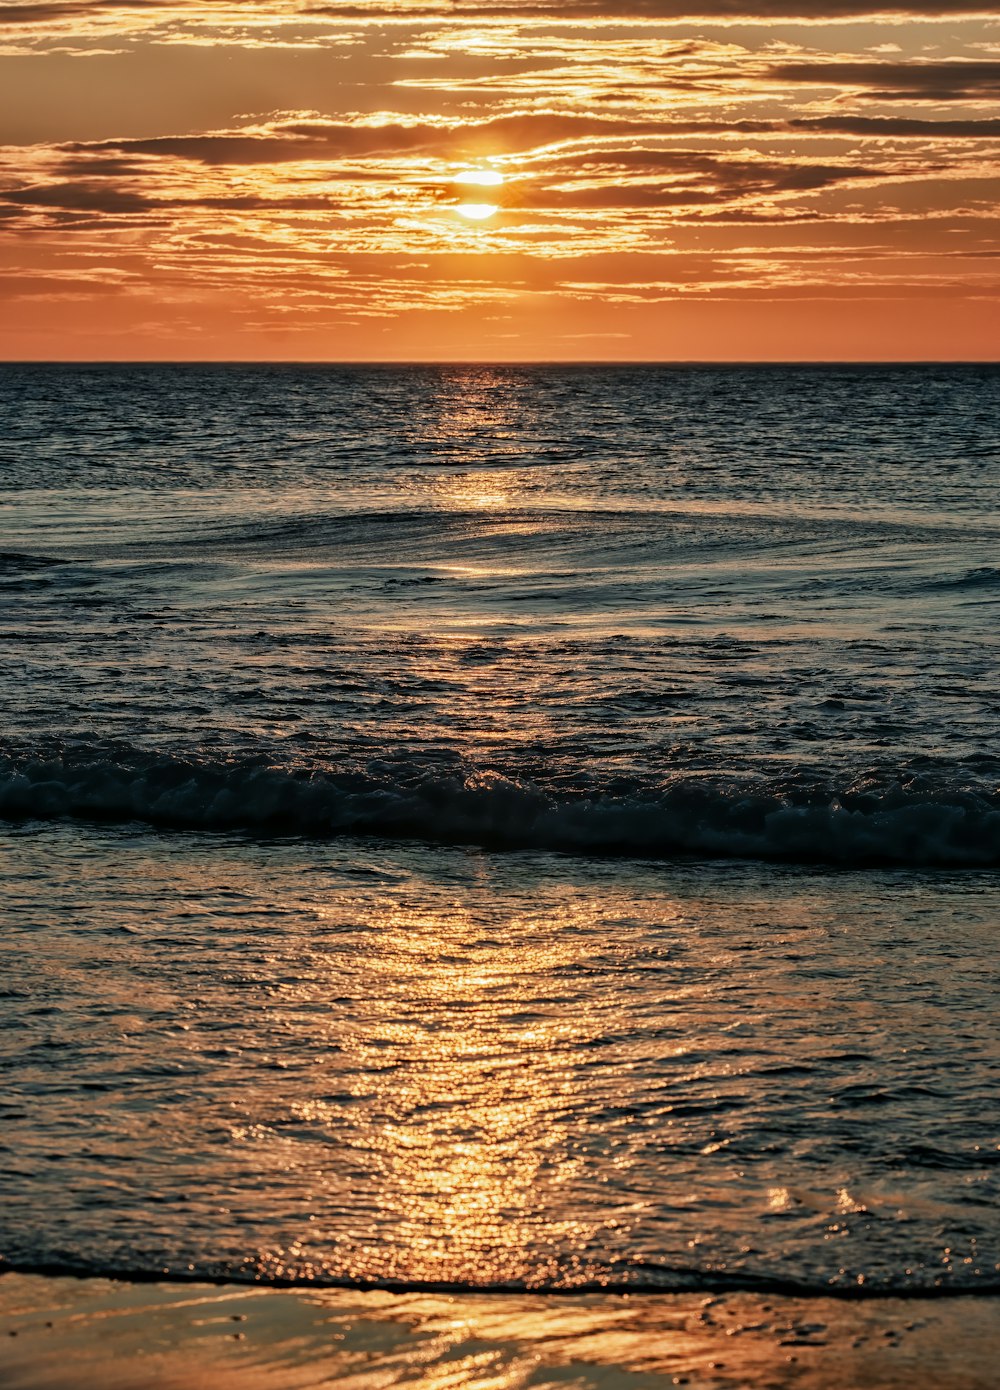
[1,0,998,359]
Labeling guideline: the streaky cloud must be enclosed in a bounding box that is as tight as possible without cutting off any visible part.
[771,60,1000,100]
[4,0,1000,28]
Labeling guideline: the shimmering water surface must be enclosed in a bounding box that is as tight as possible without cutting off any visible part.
[1,364,998,1296]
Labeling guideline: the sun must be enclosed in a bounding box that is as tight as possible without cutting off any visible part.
[456,203,498,220]
[452,168,503,220]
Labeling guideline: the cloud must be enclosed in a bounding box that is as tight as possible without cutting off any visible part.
[308,0,1000,16]
[770,60,1000,100]
[522,151,888,211]
[0,179,154,211]
[2,128,956,242]
[4,0,1000,39]
[62,113,670,165]
[0,179,343,212]
[788,115,1000,135]
[2,1,998,350]
[55,107,1000,194]
[0,3,116,20]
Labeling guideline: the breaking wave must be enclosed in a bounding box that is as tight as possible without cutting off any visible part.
[2,747,998,866]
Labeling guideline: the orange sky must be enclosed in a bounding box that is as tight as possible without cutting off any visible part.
[1,0,998,359]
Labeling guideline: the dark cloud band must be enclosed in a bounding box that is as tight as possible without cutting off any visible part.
[4,0,1000,26]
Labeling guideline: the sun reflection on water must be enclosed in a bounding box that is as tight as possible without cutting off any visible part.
[343,900,621,1287]
[10,822,989,1299]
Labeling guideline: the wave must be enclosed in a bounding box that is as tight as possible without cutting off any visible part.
[1,1253,995,1300]
[0,551,69,574]
[2,748,999,866]
[932,566,1000,591]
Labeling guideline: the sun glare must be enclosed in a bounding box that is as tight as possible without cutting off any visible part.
[456,203,498,220]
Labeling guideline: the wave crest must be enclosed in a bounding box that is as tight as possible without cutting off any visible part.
[2,748,998,866]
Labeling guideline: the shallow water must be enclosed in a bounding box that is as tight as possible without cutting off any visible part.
[3,824,998,1293]
[1,363,998,1295]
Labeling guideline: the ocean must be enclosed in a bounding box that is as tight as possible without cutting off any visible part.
[1,362,998,1300]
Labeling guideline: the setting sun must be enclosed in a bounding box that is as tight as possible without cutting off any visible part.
[455,202,498,220]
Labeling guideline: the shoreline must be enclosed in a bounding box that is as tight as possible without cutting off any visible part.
[3,1272,999,1389]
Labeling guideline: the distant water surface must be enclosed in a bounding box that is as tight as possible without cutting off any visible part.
[1,364,998,1295]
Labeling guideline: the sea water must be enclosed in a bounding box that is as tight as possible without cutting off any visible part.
[1,363,998,1295]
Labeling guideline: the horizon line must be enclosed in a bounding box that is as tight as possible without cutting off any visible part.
[1,358,998,368]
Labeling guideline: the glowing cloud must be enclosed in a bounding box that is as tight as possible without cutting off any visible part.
[454,169,504,187]
[0,3,998,358]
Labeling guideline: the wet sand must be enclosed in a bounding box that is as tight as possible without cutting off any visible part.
[2,1273,998,1389]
